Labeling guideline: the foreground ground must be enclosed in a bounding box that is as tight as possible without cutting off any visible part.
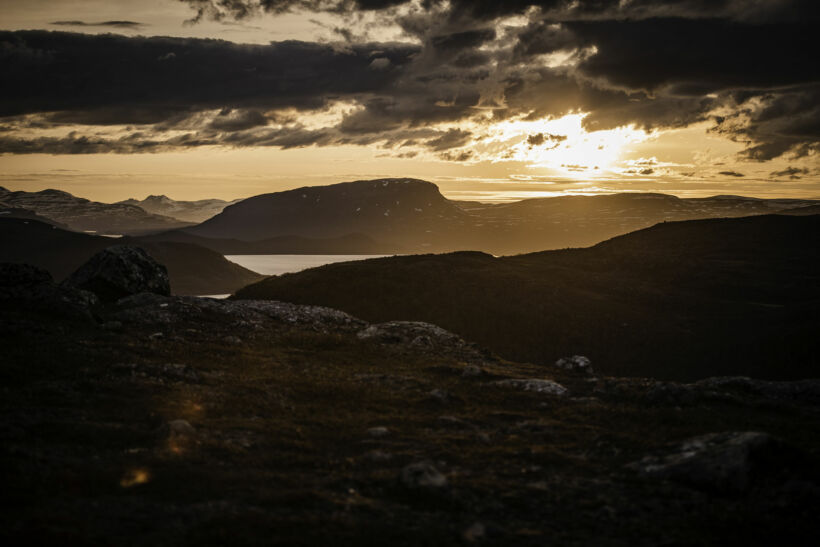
[2,282,820,545]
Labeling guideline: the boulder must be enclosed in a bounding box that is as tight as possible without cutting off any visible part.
[64,246,170,301]
[628,431,789,493]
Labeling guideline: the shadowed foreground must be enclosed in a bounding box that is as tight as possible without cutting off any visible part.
[2,262,819,545]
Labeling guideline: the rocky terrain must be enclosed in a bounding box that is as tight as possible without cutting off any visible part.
[0,218,263,295]
[118,195,242,224]
[2,249,819,545]
[0,187,192,235]
[177,179,819,255]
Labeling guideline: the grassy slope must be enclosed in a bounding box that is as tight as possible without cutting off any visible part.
[2,300,819,545]
[235,215,820,381]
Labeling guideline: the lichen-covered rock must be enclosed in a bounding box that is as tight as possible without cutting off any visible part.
[628,431,787,493]
[357,320,497,364]
[494,378,568,396]
[63,245,170,301]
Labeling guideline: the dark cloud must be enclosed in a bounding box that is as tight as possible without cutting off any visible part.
[526,132,567,149]
[1,0,818,162]
[770,167,810,180]
[424,128,471,151]
[719,171,745,177]
[51,21,145,28]
[0,31,418,120]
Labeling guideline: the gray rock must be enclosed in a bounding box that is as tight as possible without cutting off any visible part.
[494,378,568,396]
[555,355,593,374]
[628,431,785,493]
[167,419,196,438]
[429,388,450,403]
[401,461,448,489]
[64,245,170,301]
[367,426,390,438]
[462,364,485,377]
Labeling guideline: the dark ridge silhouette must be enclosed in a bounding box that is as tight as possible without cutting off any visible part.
[235,214,820,381]
[0,218,262,295]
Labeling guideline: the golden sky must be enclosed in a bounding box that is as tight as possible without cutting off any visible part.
[1,0,817,202]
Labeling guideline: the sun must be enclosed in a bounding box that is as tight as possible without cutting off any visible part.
[480,112,652,176]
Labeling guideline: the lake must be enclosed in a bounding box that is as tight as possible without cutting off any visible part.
[224,254,391,276]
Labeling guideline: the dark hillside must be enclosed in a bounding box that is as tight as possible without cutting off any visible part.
[235,215,820,381]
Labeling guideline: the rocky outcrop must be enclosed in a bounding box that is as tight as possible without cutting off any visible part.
[494,378,568,396]
[63,245,170,301]
[0,262,98,319]
[357,321,497,364]
[628,431,794,493]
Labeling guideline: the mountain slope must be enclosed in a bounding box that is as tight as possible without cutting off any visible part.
[179,179,819,254]
[235,214,820,381]
[0,218,263,295]
[119,195,241,223]
[0,187,192,235]
[185,178,472,249]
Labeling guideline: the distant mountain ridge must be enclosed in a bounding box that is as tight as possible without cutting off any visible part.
[235,214,820,381]
[0,186,192,235]
[118,194,241,223]
[180,179,820,255]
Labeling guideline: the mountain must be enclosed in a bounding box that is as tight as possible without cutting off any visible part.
[0,203,70,228]
[0,187,193,235]
[118,194,242,223]
[180,179,819,255]
[186,178,471,250]
[0,218,263,295]
[235,214,820,381]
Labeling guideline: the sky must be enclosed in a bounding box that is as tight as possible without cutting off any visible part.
[0,0,818,203]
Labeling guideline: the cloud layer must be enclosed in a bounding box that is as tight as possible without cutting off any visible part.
[0,0,817,163]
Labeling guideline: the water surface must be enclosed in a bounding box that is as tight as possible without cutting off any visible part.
[225,254,390,276]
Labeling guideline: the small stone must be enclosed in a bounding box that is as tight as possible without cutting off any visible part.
[463,522,486,542]
[167,419,195,438]
[149,332,164,340]
[462,364,484,377]
[367,426,390,438]
[429,388,450,403]
[365,450,393,462]
[400,461,448,489]
[223,335,242,345]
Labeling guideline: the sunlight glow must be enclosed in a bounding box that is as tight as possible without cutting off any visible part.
[479,113,653,176]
